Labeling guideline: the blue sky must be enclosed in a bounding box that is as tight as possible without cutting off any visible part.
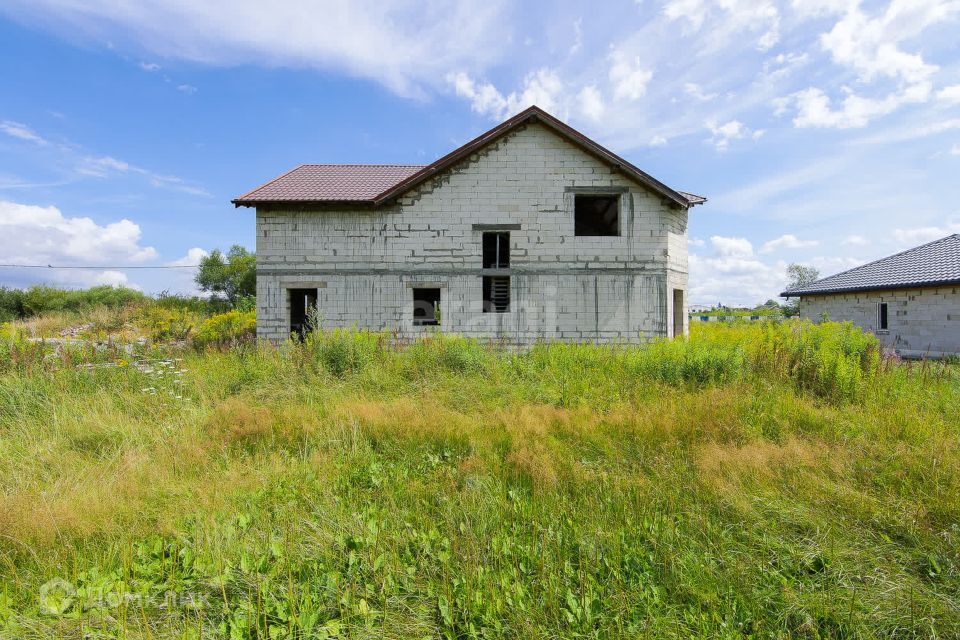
[0,0,958,306]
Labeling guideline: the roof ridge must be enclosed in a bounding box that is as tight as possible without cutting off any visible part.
[299,163,429,167]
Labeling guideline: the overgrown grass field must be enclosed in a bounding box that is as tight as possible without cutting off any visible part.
[1,320,958,638]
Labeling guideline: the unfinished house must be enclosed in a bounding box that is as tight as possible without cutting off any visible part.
[782,234,960,358]
[233,106,705,344]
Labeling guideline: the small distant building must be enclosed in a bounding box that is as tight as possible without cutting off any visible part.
[782,234,960,357]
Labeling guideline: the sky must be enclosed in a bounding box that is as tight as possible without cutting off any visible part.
[0,0,958,306]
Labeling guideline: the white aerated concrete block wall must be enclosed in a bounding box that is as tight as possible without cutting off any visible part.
[800,287,960,356]
[255,122,690,344]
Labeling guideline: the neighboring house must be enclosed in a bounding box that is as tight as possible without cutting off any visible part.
[233,106,705,344]
[782,234,960,357]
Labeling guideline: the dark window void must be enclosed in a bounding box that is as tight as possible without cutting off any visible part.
[413,288,441,326]
[878,302,888,330]
[673,288,684,337]
[574,195,620,236]
[289,288,318,339]
[483,276,510,313]
[482,232,510,268]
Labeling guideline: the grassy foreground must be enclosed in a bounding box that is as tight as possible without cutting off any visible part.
[1,322,959,638]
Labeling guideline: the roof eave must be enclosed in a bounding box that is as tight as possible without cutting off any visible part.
[782,278,960,298]
[232,198,378,208]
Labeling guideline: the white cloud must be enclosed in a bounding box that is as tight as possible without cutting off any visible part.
[577,85,604,121]
[776,0,960,129]
[93,270,136,287]
[649,135,668,147]
[0,200,158,266]
[663,0,780,50]
[76,155,130,177]
[760,234,819,253]
[951,144,960,156]
[893,223,960,246]
[684,82,717,102]
[166,247,209,267]
[706,119,763,150]
[689,237,787,305]
[710,235,754,258]
[842,234,870,246]
[449,68,563,120]
[176,84,197,94]
[664,0,708,30]
[817,0,952,85]
[1,0,511,97]
[163,247,209,295]
[808,256,863,273]
[784,85,929,129]
[27,268,143,291]
[0,118,208,195]
[139,61,161,72]
[76,154,209,195]
[570,18,583,56]
[0,120,48,145]
[939,85,960,104]
[609,53,653,101]
[853,117,960,145]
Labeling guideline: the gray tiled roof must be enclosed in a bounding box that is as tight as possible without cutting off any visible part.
[782,234,960,296]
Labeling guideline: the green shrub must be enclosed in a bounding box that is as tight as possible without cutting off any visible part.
[627,338,748,385]
[137,305,197,343]
[152,291,229,315]
[405,334,489,375]
[193,310,256,349]
[0,285,147,320]
[750,320,880,401]
[304,329,385,377]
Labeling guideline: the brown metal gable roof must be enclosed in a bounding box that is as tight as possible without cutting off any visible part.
[233,106,705,208]
[232,164,426,204]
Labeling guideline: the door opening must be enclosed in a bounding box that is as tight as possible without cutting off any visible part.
[673,289,685,338]
[289,288,318,339]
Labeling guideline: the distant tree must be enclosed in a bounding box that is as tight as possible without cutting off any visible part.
[195,245,256,307]
[782,263,820,316]
[756,299,783,315]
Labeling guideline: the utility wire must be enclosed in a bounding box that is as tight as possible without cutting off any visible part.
[0,264,200,269]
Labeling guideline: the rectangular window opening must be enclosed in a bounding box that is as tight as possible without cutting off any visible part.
[878,302,888,330]
[482,231,510,269]
[574,194,620,236]
[289,288,318,340]
[413,288,441,326]
[482,276,510,313]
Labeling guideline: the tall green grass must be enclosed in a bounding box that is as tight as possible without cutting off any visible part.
[1,320,958,638]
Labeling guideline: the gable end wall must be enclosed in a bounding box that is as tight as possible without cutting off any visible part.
[256,123,689,343]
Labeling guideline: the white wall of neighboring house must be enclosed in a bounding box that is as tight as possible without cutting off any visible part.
[800,287,960,357]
